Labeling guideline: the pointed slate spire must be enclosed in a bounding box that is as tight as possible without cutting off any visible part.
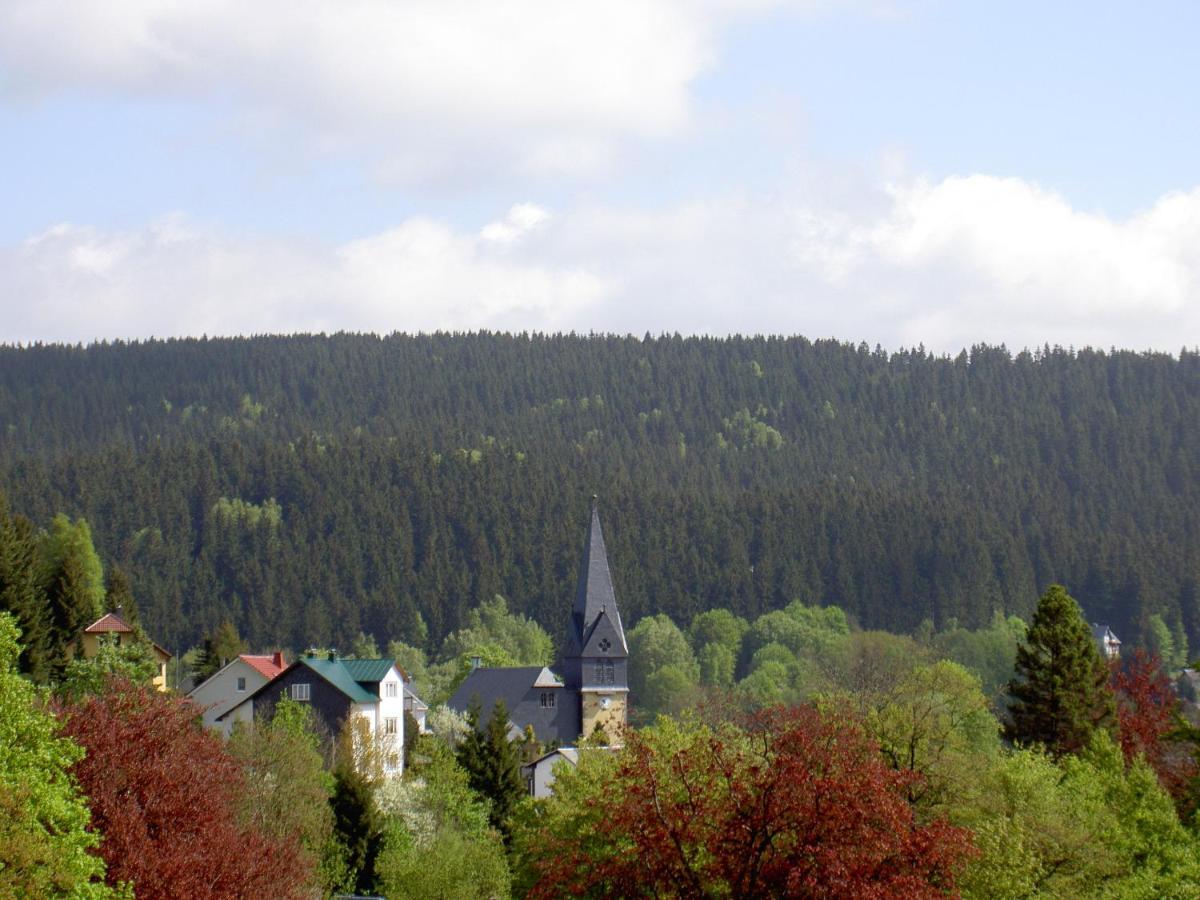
[569,498,628,656]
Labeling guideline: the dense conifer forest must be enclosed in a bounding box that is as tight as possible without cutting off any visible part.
[1,333,1196,656]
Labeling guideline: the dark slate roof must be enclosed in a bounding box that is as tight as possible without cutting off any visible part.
[569,501,628,656]
[581,608,625,657]
[340,658,396,683]
[449,666,547,715]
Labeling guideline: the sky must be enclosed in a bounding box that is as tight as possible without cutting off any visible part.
[2,0,1199,353]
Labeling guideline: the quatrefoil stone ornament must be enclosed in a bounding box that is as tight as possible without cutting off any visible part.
[598,638,611,653]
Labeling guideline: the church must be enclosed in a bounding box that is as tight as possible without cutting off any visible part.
[448,500,629,745]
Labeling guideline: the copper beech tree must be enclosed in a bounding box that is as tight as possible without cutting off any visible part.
[59,679,313,899]
[1112,649,1198,816]
[519,704,975,898]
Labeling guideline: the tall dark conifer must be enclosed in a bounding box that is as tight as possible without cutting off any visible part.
[1006,583,1115,756]
[0,500,52,682]
[457,698,525,840]
[45,550,101,680]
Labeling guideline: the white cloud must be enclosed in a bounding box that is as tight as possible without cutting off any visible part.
[4,177,1199,351]
[4,208,606,342]
[0,0,790,178]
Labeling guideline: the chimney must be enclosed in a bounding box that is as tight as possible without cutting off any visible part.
[272,651,285,669]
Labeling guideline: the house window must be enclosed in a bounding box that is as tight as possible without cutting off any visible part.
[290,683,311,702]
[236,676,246,692]
[385,681,398,698]
[385,717,398,735]
[540,691,556,708]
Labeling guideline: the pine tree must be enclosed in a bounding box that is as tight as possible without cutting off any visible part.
[1006,584,1115,756]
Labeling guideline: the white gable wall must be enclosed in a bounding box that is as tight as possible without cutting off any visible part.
[188,658,274,737]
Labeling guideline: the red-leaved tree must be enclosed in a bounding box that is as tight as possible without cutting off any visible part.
[1112,649,1198,815]
[59,679,313,899]
[523,704,975,898]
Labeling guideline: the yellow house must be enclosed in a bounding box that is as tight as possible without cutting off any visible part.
[80,609,172,691]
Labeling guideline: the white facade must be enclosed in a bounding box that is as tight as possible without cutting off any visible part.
[524,747,580,798]
[352,665,407,775]
[188,656,280,737]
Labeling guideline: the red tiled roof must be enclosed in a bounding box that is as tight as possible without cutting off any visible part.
[84,611,134,634]
[240,652,285,680]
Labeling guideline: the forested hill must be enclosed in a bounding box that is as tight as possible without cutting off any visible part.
[1,333,1197,656]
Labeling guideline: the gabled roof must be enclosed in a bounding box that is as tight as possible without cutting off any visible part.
[404,685,428,711]
[340,658,396,683]
[568,500,628,656]
[532,666,564,688]
[298,657,380,703]
[240,653,286,680]
[84,612,134,634]
[83,610,172,660]
[526,746,580,770]
[1091,624,1121,644]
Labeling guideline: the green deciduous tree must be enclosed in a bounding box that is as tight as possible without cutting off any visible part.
[376,739,510,899]
[952,734,1200,899]
[0,613,114,898]
[1006,584,1115,757]
[228,698,342,894]
[628,613,699,716]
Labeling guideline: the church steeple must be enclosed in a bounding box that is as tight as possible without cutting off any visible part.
[568,497,628,657]
[563,498,629,743]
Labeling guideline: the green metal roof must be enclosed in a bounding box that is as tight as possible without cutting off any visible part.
[298,657,379,703]
[340,658,396,684]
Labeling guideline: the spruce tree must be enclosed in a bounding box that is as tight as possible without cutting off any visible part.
[1006,584,1115,756]
[0,504,52,683]
[456,698,525,839]
[103,565,139,627]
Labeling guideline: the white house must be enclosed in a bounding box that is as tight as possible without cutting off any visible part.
[216,653,409,776]
[187,652,286,737]
[1091,624,1121,660]
[522,746,580,798]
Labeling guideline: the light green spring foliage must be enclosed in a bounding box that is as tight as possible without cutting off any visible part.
[441,595,554,668]
[209,496,282,531]
[954,733,1200,899]
[375,739,510,900]
[1145,613,1188,672]
[741,601,850,664]
[431,595,555,703]
[688,608,748,657]
[628,614,700,717]
[931,611,1026,700]
[508,740,623,897]
[228,698,341,893]
[57,635,160,702]
[0,613,116,898]
[38,515,105,617]
[868,660,1000,814]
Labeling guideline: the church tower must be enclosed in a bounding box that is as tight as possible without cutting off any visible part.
[562,498,629,743]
